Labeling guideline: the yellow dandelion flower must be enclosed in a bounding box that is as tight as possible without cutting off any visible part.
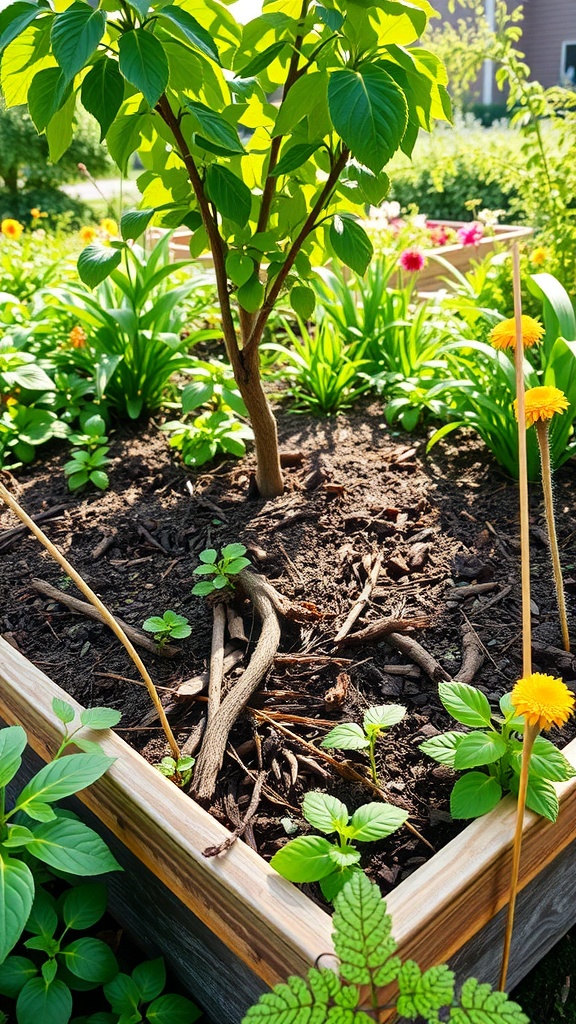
[490,315,544,351]
[1,218,24,241]
[79,226,98,245]
[511,672,574,731]
[530,246,548,266]
[100,217,118,236]
[513,385,569,428]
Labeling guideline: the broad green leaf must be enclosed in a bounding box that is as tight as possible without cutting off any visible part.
[328,65,407,173]
[525,775,559,823]
[453,731,508,770]
[22,802,56,823]
[104,972,141,1013]
[26,887,57,936]
[160,6,219,64]
[106,112,144,173]
[302,792,349,834]
[81,57,125,140]
[321,721,368,751]
[132,957,165,1002]
[272,70,329,138]
[146,992,202,1024]
[525,736,576,783]
[0,956,37,999]
[349,802,408,842]
[28,66,70,132]
[80,707,121,730]
[290,285,315,320]
[16,977,72,1024]
[0,850,35,962]
[270,142,320,177]
[439,681,493,728]
[184,99,245,154]
[221,543,247,559]
[78,243,123,288]
[328,846,361,869]
[17,753,115,809]
[236,274,264,313]
[63,883,107,930]
[270,835,336,882]
[118,29,168,109]
[0,725,27,788]
[0,2,42,55]
[329,216,373,276]
[419,731,464,768]
[236,40,287,79]
[363,704,406,732]
[499,693,525,730]
[450,772,502,819]
[46,87,75,162]
[320,865,362,903]
[120,208,155,241]
[226,251,254,286]
[205,164,252,226]
[61,937,118,982]
[25,819,121,875]
[3,825,35,849]
[51,1,105,80]
[191,581,215,596]
[52,698,75,725]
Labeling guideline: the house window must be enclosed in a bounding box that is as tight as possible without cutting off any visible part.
[561,41,576,85]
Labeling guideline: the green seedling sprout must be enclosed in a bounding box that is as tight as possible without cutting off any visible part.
[156,755,196,788]
[142,610,191,646]
[321,704,407,784]
[191,543,251,597]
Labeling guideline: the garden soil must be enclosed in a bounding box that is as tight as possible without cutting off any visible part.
[1,401,576,900]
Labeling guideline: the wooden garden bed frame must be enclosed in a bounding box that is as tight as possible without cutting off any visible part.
[2,635,576,1022]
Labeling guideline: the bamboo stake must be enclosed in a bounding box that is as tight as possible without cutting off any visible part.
[0,482,181,760]
[535,420,570,652]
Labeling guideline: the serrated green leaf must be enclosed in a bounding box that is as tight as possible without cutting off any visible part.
[439,682,493,728]
[184,99,244,154]
[321,722,368,751]
[52,698,76,725]
[28,66,71,132]
[523,736,576,782]
[118,28,168,109]
[525,775,559,822]
[221,543,247,559]
[450,772,502,819]
[329,216,373,276]
[328,66,407,174]
[348,802,407,842]
[51,1,105,80]
[397,960,455,1018]
[81,56,125,140]
[419,731,464,767]
[453,731,508,770]
[0,851,35,962]
[333,873,397,987]
[25,819,121,875]
[451,976,529,1023]
[270,835,335,883]
[363,704,406,732]
[206,164,252,226]
[0,725,27,788]
[17,753,115,809]
[80,708,121,730]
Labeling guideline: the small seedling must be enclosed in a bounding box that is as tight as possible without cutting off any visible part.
[270,790,407,901]
[64,413,110,491]
[157,755,196,788]
[321,704,407,784]
[142,610,191,645]
[192,543,251,597]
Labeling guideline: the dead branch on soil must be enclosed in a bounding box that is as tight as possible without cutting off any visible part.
[334,552,383,643]
[203,770,266,857]
[455,622,485,684]
[0,482,181,760]
[336,614,430,647]
[208,603,226,725]
[30,579,179,658]
[383,633,452,682]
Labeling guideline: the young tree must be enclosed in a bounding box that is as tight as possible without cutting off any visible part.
[0,0,450,497]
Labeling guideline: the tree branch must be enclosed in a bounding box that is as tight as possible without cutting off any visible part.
[245,146,349,355]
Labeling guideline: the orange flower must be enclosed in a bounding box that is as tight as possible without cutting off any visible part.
[79,225,97,245]
[490,315,544,351]
[69,326,87,348]
[30,208,42,219]
[511,673,574,731]
[513,385,569,428]
[1,219,24,241]
[100,217,118,236]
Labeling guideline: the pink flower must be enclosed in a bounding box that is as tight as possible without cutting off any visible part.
[399,247,426,272]
[456,222,484,246]
[427,224,450,246]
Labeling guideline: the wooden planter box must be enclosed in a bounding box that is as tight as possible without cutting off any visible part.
[2,635,576,1023]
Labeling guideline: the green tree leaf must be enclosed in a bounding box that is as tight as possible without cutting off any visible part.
[450,772,502,819]
[25,819,121,875]
[184,99,245,154]
[146,992,202,1024]
[419,731,464,768]
[236,274,264,313]
[51,1,105,81]
[0,956,37,999]
[46,88,75,162]
[270,142,321,177]
[17,753,115,809]
[290,285,315,320]
[120,208,155,241]
[118,29,169,109]
[63,883,107,930]
[205,164,252,226]
[236,40,287,79]
[28,66,70,132]
[226,252,254,286]
[106,112,145,173]
[348,802,407,842]
[439,681,493,728]
[329,216,373,276]
[52,698,75,725]
[159,6,219,64]
[0,2,43,55]
[16,977,72,1024]
[81,56,125,141]
[0,851,35,962]
[61,937,118,982]
[302,792,349,834]
[270,835,336,882]
[132,957,165,1002]
[78,243,123,288]
[328,65,407,173]
[0,725,27,788]
[80,708,121,730]
[453,731,508,770]
[321,721,368,751]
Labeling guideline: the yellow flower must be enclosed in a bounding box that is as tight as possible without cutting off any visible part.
[490,315,544,351]
[530,246,548,266]
[100,217,118,236]
[30,208,42,219]
[69,325,87,348]
[511,672,574,731]
[513,385,569,427]
[1,218,24,241]
[79,226,97,245]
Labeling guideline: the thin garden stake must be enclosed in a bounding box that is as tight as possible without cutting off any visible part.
[0,481,181,761]
[535,419,570,652]
[499,245,533,991]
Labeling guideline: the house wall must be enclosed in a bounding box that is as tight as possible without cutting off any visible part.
[521,0,576,87]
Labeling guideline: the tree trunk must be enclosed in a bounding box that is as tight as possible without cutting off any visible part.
[234,342,284,499]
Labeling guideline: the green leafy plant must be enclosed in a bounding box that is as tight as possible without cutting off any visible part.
[63,413,110,491]
[142,610,191,645]
[0,0,450,497]
[156,755,196,789]
[191,544,250,597]
[243,871,528,1023]
[420,681,575,821]
[163,409,254,468]
[0,698,121,968]
[270,791,407,902]
[321,704,406,785]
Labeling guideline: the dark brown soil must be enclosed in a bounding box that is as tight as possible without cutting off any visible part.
[1,402,576,900]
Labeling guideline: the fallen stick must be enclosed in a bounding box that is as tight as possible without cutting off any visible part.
[208,604,226,725]
[30,579,178,658]
[455,622,485,684]
[203,770,266,857]
[0,504,68,551]
[334,552,383,643]
[336,615,430,647]
[384,632,452,682]
[446,582,499,600]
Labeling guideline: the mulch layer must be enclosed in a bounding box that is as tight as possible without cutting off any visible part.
[1,401,576,902]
